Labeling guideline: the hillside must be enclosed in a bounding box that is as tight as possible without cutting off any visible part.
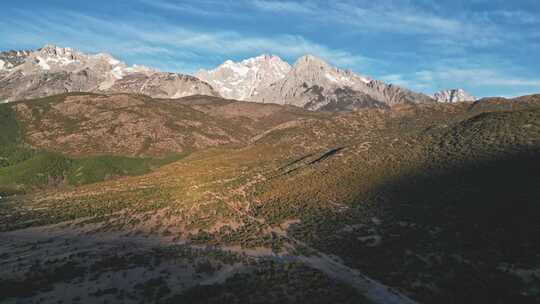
[0,93,539,303]
[0,93,315,193]
[8,93,319,156]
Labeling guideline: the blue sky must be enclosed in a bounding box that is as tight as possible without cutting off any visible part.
[1,0,539,97]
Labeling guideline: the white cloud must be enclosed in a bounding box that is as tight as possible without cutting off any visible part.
[2,1,538,99]
[0,9,373,73]
[137,0,244,18]
[250,0,316,14]
[414,68,540,87]
[244,1,529,50]
[484,10,540,24]
[384,67,540,97]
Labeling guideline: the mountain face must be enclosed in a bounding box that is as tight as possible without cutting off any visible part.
[0,49,32,70]
[196,54,291,100]
[197,54,435,111]
[0,45,218,102]
[105,73,217,99]
[0,45,472,110]
[251,55,434,111]
[433,89,476,103]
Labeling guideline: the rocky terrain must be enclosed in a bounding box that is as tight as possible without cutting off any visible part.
[2,45,479,112]
[0,45,217,102]
[199,54,437,111]
[1,92,539,303]
[0,49,32,70]
[253,55,435,111]
[7,93,313,157]
[433,88,476,103]
[196,54,291,100]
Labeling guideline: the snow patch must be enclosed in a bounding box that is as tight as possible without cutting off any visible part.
[359,76,371,84]
[36,57,50,70]
[325,72,339,83]
[223,61,249,77]
[45,56,77,66]
[111,66,125,79]
[433,89,475,103]
[196,54,291,100]
[124,64,154,74]
[108,57,121,66]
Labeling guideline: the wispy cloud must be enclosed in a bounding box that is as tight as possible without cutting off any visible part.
[414,68,540,87]
[379,74,412,88]
[250,0,316,14]
[383,67,540,97]
[1,1,538,98]
[244,0,528,49]
[0,9,373,73]
[483,10,540,24]
[137,0,244,18]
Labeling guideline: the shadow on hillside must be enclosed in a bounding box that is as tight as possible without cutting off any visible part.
[319,150,540,304]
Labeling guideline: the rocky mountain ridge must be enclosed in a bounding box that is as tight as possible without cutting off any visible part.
[433,88,476,103]
[0,45,217,102]
[253,54,434,111]
[1,44,478,111]
[197,53,438,111]
[196,54,291,100]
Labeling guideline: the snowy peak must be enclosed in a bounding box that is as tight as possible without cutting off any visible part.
[291,55,331,79]
[433,89,476,103]
[0,44,217,102]
[253,54,433,111]
[291,55,371,85]
[294,54,328,68]
[0,49,31,71]
[39,44,77,58]
[32,44,122,73]
[7,44,158,83]
[196,54,291,100]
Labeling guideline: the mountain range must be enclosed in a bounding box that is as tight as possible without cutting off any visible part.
[200,54,438,111]
[1,45,475,108]
[0,45,217,102]
[1,41,540,304]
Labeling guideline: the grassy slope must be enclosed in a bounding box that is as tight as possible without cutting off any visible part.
[0,92,312,192]
[1,95,539,303]
[249,107,540,303]
[0,99,185,193]
[11,93,315,158]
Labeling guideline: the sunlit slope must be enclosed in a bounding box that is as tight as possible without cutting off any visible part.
[10,93,316,157]
[1,94,539,303]
[0,93,314,192]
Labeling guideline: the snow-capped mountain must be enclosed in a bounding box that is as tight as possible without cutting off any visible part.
[0,49,32,71]
[252,55,434,111]
[1,45,447,110]
[433,89,476,103]
[0,45,217,102]
[196,54,291,100]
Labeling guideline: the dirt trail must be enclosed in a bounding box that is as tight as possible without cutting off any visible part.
[298,254,416,304]
[217,173,418,304]
[271,228,418,304]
